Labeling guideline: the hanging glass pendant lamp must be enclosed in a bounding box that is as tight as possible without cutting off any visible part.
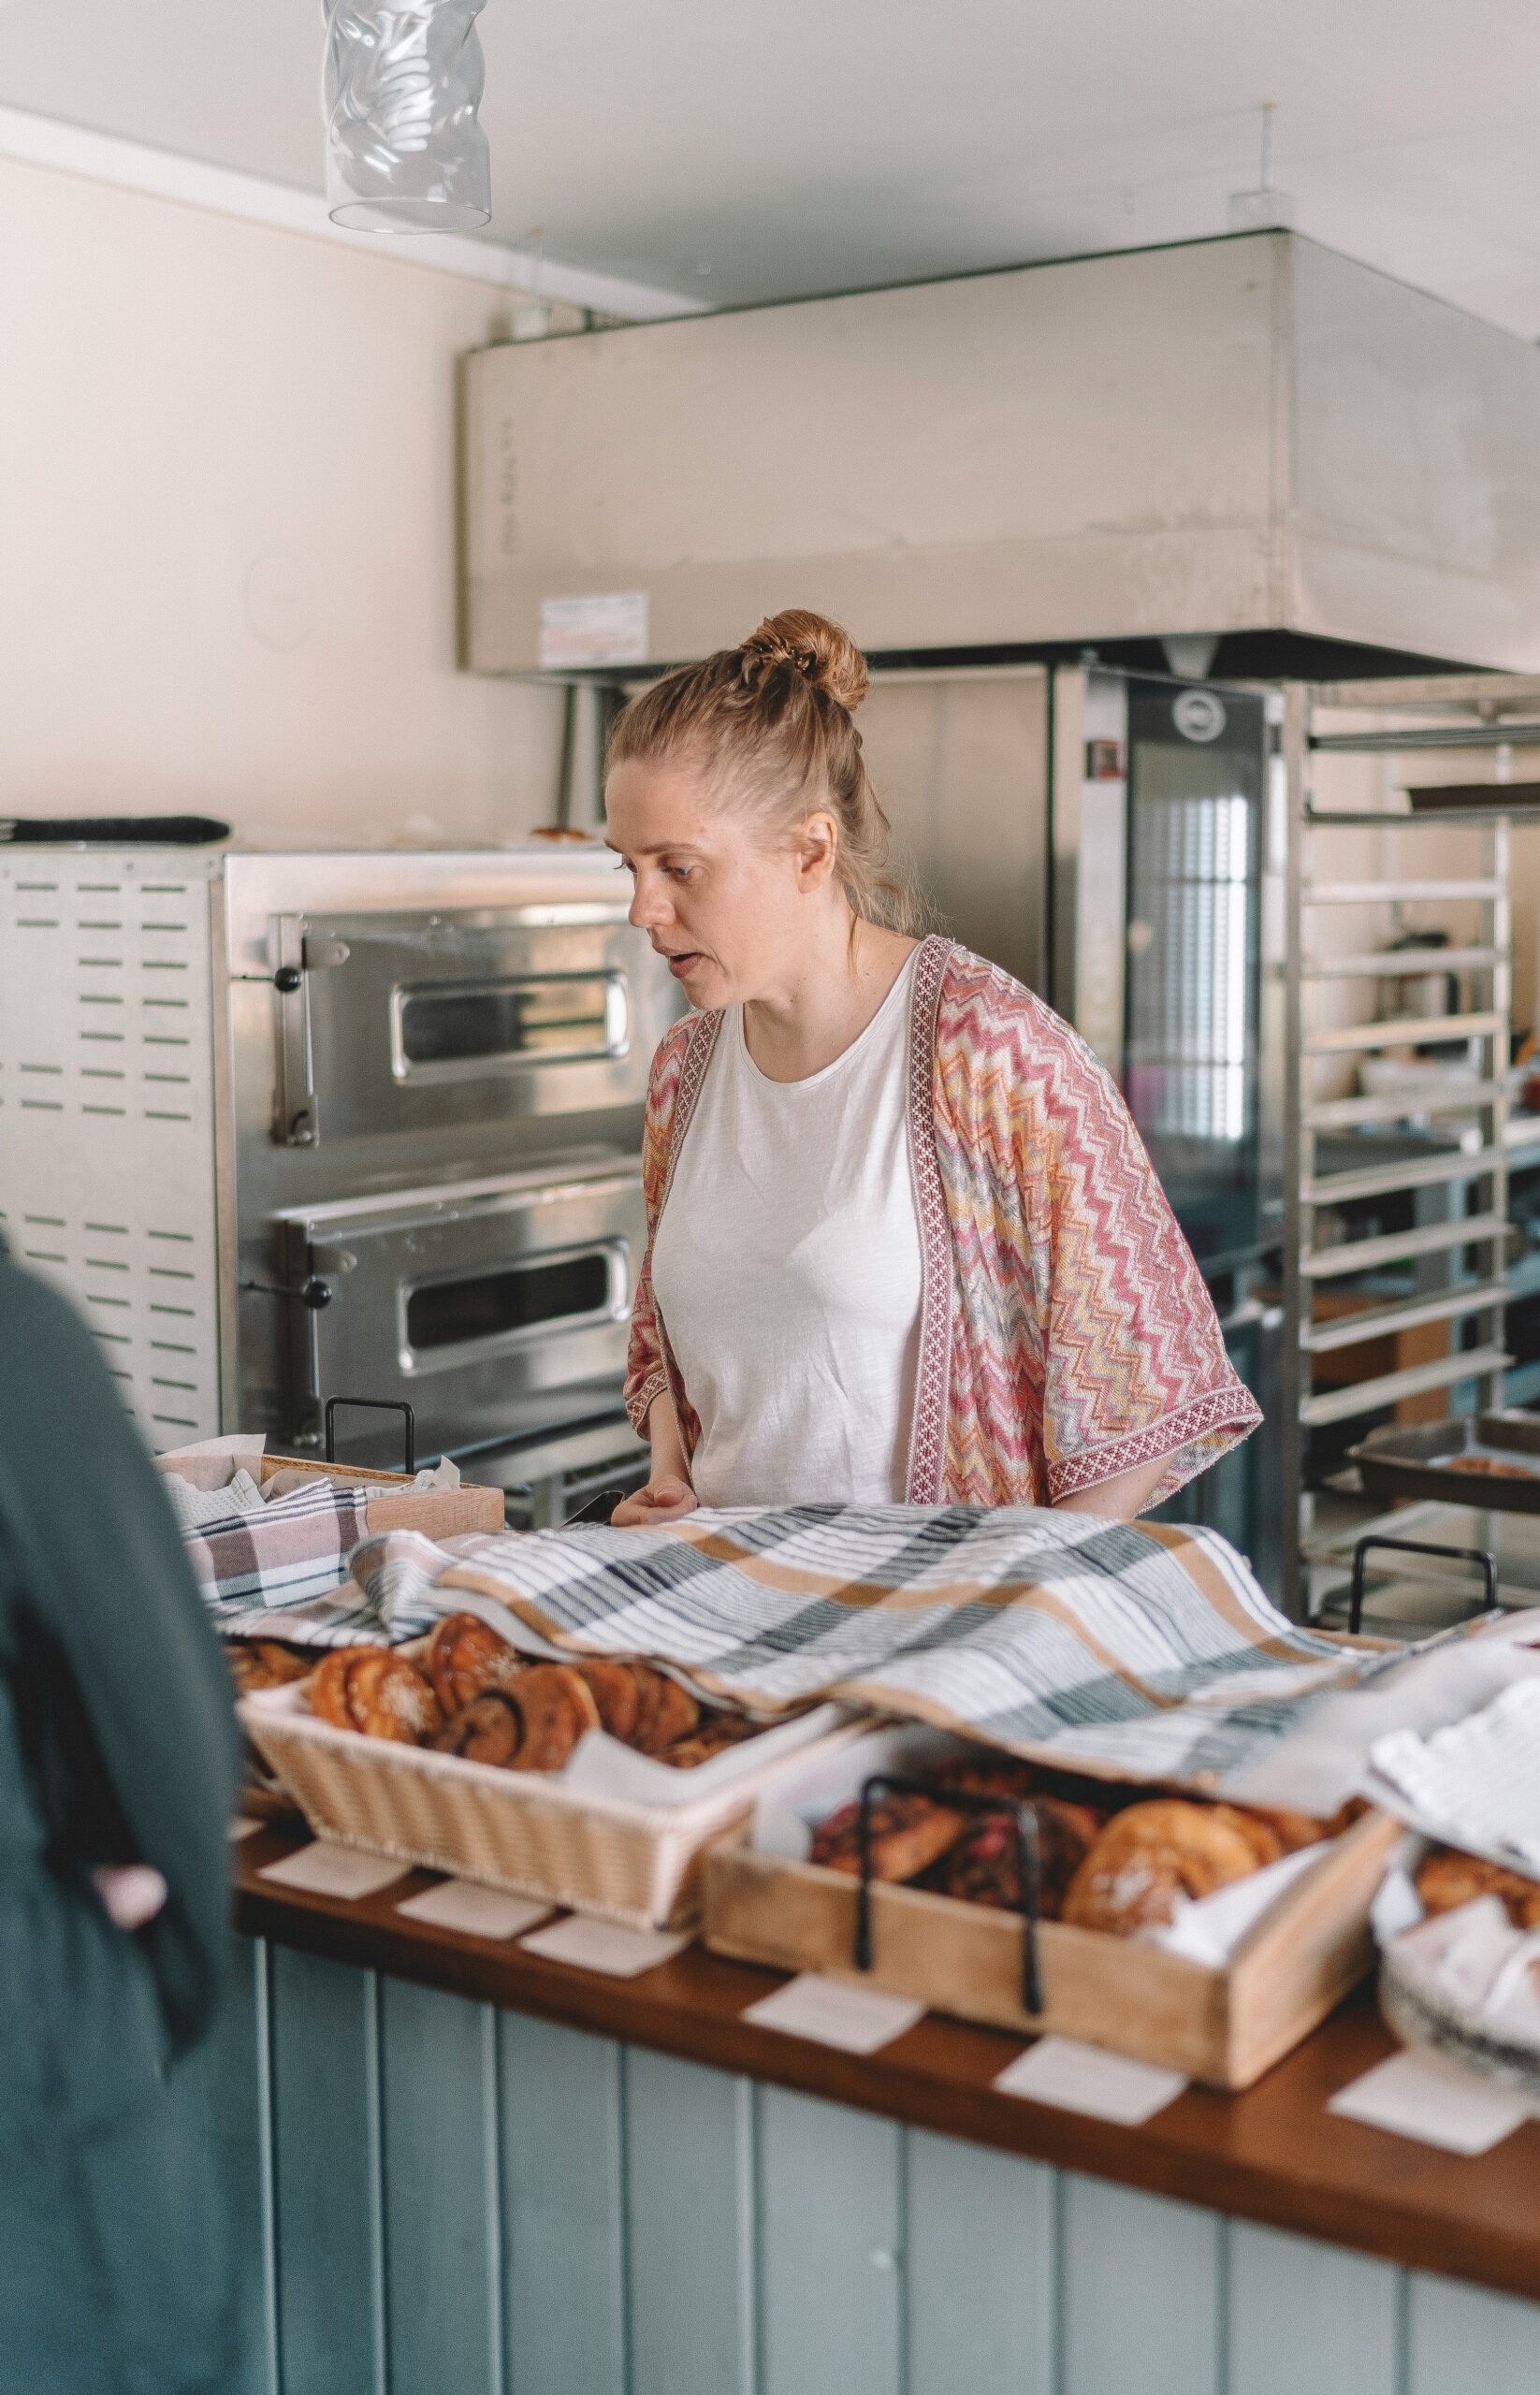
[323,2,490,232]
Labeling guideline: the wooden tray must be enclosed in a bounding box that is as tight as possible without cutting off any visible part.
[703,1808,1402,2088]
[251,1451,507,1539]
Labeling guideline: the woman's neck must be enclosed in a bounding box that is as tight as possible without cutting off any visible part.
[742,914,920,1082]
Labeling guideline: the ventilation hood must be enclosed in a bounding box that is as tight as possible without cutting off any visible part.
[463,231,1540,677]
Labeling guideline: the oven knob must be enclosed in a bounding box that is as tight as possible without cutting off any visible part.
[273,965,303,993]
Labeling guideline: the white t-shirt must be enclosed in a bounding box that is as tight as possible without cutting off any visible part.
[651,951,923,1507]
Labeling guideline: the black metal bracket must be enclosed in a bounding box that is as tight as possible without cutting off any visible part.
[562,1486,628,1528]
[853,1771,1043,2016]
[325,1396,416,1475]
[1348,1533,1499,1634]
[239,1275,334,1310]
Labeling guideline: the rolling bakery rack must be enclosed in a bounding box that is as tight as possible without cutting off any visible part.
[1278,673,1540,1622]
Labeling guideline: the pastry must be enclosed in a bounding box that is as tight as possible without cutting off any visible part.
[1062,1800,1262,1935]
[306,1646,442,1743]
[424,1612,522,1716]
[1237,1805,1335,1853]
[307,1646,378,1730]
[808,1792,967,1882]
[576,1659,645,1744]
[226,1640,313,1694]
[630,1663,700,1756]
[345,1650,443,1743]
[434,1691,523,1766]
[1212,1806,1286,1869]
[502,1663,601,1772]
[1444,1454,1534,1480]
[660,1714,761,1768]
[1416,1847,1540,1930]
[941,1795,1100,1917]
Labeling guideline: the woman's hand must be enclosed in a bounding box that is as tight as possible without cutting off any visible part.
[611,1473,698,1528]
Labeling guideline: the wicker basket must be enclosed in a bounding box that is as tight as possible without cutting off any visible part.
[240,1680,854,1931]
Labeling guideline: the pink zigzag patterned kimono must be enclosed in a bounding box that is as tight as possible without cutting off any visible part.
[625,935,1262,1508]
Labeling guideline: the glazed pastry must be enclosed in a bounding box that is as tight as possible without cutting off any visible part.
[808,1792,967,1883]
[1062,1800,1262,1935]
[307,1646,379,1730]
[1238,1805,1340,1853]
[576,1659,644,1745]
[502,1663,601,1772]
[941,1796,1100,1918]
[434,1691,523,1765]
[307,1646,441,1742]
[630,1663,700,1757]
[1211,1806,1286,1870]
[424,1612,522,1716]
[346,1650,443,1743]
[1416,1847,1540,1930]
[226,1640,313,1694]
[660,1713,761,1768]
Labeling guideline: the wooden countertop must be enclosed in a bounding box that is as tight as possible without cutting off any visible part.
[234,1818,1540,2307]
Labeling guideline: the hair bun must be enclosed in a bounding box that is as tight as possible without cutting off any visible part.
[738,609,869,713]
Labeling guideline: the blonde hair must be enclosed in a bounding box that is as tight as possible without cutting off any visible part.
[605,608,921,932]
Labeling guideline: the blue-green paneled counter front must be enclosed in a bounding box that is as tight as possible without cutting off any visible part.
[202,1822,1540,2395]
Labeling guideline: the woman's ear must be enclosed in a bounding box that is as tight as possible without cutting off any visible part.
[792,808,839,893]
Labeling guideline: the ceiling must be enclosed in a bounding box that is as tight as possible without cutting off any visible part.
[2,0,1540,332]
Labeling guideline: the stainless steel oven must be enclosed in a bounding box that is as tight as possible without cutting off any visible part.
[274,1154,646,1467]
[0,838,677,1498]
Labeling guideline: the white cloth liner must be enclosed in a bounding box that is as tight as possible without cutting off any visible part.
[154,1430,461,1508]
[1366,1676,1540,1877]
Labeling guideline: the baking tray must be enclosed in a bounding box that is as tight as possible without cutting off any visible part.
[1349,1413,1540,1513]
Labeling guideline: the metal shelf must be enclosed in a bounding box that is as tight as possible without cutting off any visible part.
[1303,1009,1502,1055]
[1301,1144,1504,1207]
[1300,1281,1509,1355]
[1279,676,1515,1620]
[1299,1345,1511,1430]
[1301,1212,1507,1281]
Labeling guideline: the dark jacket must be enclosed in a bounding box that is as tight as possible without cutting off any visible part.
[0,1250,241,2394]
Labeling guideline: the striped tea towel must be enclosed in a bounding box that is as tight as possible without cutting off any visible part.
[349,1502,1372,1785]
[175,1473,373,1631]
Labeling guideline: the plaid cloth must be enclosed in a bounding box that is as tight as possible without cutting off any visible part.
[170,1473,374,1638]
[350,1503,1373,1787]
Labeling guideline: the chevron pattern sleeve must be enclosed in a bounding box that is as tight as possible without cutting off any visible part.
[932,952,1262,1510]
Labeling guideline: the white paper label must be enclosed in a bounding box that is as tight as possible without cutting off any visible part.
[539,591,649,670]
[993,2036,1188,2125]
[741,1974,926,2055]
[518,1914,691,1977]
[259,1842,409,1900]
[1327,2051,1532,2155]
[395,1880,550,1940]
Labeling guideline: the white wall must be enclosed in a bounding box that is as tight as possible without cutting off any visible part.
[0,153,568,845]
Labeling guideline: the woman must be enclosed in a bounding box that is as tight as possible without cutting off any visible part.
[607,609,1260,1528]
[0,1245,240,2393]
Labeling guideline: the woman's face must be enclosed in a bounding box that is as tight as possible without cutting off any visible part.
[605,757,835,1009]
